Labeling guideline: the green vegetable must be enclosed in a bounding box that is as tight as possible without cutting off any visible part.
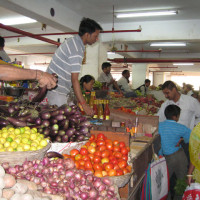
[93,81,102,89]
[174,177,187,196]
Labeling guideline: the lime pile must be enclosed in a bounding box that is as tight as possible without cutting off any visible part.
[0,126,49,152]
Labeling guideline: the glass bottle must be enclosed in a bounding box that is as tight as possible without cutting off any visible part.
[89,91,96,108]
[103,100,110,120]
[98,100,104,120]
[93,99,98,119]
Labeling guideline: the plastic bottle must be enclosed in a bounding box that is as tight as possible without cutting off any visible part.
[89,91,96,108]
[103,100,110,120]
[93,99,98,119]
[98,99,104,120]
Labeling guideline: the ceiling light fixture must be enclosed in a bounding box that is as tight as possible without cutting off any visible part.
[0,16,37,25]
[107,52,116,55]
[150,42,186,47]
[173,63,194,66]
[116,10,177,18]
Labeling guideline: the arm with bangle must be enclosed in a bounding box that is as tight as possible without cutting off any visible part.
[187,162,195,185]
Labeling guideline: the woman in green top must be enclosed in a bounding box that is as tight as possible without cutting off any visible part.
[80,75,95,93]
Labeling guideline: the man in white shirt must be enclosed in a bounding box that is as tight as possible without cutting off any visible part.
[135,79,151,96]
[117,70,137,97]
[98,62,122,93]
[157,80,200,129]
[0,36,11,63]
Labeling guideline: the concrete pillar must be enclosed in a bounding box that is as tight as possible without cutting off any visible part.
[132,64,148,89]
[153,72,164,86]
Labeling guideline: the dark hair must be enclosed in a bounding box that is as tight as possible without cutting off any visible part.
[162,80,177,91]
[145,79,151,84]
[80,75,95,88]
[102,62,111,70]
[122,70,129,75]
[164,104,181,120]
[78,18,103,37]
[0,36,5,47]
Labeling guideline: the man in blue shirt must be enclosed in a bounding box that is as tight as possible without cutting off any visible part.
[159,104,191,199]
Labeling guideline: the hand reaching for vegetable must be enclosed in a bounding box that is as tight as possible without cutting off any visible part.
[36,70,58,89]
[82,103,94,116]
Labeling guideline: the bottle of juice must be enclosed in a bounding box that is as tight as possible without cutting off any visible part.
[103,100,110,120]
[93,99,98,119]
[89,91,96,108]
[98,100,104,120]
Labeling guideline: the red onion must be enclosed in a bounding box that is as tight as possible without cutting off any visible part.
[25,174,31,181]
[69,182,75,189]
[65,170,74,177]
[74,173,82,181]
[87,174,94,182]
[51,182,58,187]
[35,159,41,164]
[108,185,116,192]
[102,177,113,186]
[63,158,75,169]
[42,168,49,174]
[100,190,107,197]
[33,177,41,185]
[42,157,49,166]
[41,181,48,188]
[89,188,98,198]
[107,190,114,197]
[2,162,9,169]
[93,180,102,189]
[80,192,89,200]
[96,197,104,200]
[8,167,16,174]
[98,184,106,192]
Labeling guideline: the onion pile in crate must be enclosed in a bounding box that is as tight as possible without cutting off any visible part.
[2,158,119,200]
[0,99,91,143]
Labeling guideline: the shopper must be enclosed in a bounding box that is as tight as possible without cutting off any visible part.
[46,18,102,116]
[80,75,95,93]
[135,79,151,96]
[158,104,190,200]
[98,62,122,93]
[183,84,194,97]
[0,64,57,89]
[157,80,200,129]
[0,36,11,62]
[117,70,137,97]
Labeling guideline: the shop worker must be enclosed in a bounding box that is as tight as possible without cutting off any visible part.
[157,80,200,130]
[0,36,11,63]
[158,104,190,200]
[135,79,151,96]
[47,18,102,116]
[0,64,57,89]
[117,70,137,97]
[80,75,95,93]
[98,62,123,93]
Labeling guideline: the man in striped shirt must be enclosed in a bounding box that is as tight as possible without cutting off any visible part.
[47,18,102,116]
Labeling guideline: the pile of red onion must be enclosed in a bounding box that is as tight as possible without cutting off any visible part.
[2,158,119,200]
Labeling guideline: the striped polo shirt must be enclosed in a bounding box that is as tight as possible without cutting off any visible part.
[158,120,191,155]
[47,35,85,95]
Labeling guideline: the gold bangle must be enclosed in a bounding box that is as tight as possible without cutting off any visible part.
[187,174,193,177]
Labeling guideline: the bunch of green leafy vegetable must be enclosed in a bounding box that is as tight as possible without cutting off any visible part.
[93,81,102,89]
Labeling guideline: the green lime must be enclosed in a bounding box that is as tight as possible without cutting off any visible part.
[6,137,13,142]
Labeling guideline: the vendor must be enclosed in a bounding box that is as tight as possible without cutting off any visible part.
[0,64,57,89]
[0,36,11,63]
[80,75,95,93]
[135,79,151,96]
[46,18,102,116]
[98,62,123,93]
[117,70,137,98]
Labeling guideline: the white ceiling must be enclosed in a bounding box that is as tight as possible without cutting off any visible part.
[0,0,200,74]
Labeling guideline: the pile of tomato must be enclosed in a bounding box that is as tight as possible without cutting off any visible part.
[117,107,136,114]
[63,133,132,177]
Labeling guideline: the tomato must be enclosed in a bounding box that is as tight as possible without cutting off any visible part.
[119,142,126,149]
[105,139,112,144]
[94,150,102,157]
[113,164,120,170]
[63,154,70,159]
[121,147,128,155]
[88,146,96,154]
[88,153,94,161]
[101,150,110,158]
[89,134,95,141]
[114,151,122,159]
[102,170,108,177]
[106,142,113,151]
[97,140,106,146]
[116,169,124,176]
[93,163,103,171]
[122,168,129,175]
[70,149,79,157]
[110,158,118,165]
[108,169,117,176]
[105,163,114,171]
[94,170,103,177]
[101,157,109,164]
[75,154,82,161]
[118,160,127,169]
[90,142,97,148]
[113,145,120,152]
[85,141,91,147]
[80,148,88,155]
[79,159,85,166]
[93,156,101,163]
[74,161,80,169]
[126,165,132,172]
[113,140,119,146]
[82,155,90,161]
[84,160,93,169]
[97,133,106,140]
[122,155,128,161]
[98,145,106,152]
[127,146,130,152]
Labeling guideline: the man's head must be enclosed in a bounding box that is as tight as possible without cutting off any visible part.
[0,36,5,48]
[164,104,181,122]
[79,18,103,45]
[144,79,151,87]
[162,81,179,101]
[122,70,130,79]
[102,62,111,75]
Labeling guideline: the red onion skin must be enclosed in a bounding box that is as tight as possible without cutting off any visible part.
[42,157,49,166]
[80,192,89,200]
[102,177,113,186]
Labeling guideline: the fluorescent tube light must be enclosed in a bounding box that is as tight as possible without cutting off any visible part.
[0,16,37,25]
[116,10,177,18]
[107,52,116,55]
[150,42,186,47]
[173,63,194,66]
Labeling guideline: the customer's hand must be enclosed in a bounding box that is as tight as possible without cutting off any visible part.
[82,104,94,116]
